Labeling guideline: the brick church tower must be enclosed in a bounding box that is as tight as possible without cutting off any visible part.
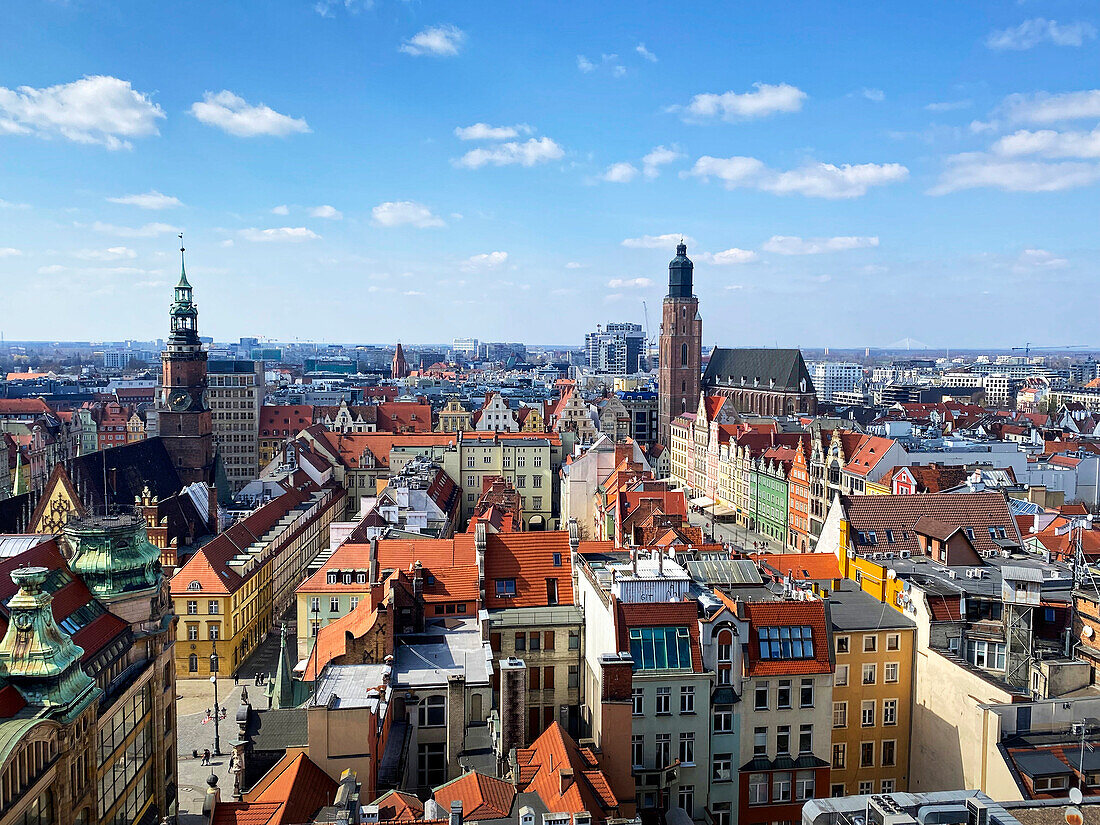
[158,237,216,485]
[392,342,409,380]
[658,241,702,446]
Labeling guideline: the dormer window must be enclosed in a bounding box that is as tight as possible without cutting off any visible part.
[188,581,202,591]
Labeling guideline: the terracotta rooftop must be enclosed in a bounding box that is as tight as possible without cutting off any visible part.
[515,723,619,819]
[484,532,574,609]
[433,771,515,821]
[742,599,832,677]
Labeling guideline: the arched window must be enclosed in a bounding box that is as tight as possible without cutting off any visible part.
[681,343,688,367]
[188,581,202,591]
[418,695,446,727]
[681,380,686,393]
[681,398,687,412]
[188,654,198,673]
[716,628,734,685]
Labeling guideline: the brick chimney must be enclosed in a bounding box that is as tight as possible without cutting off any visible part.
[498,658,527,775]
[597,653,635,817]
[446,674,466,780]
[369,537,379,583]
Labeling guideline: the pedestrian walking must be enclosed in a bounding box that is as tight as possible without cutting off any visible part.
[201,748,210,766]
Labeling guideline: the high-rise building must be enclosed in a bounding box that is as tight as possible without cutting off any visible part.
[157,241,216,487]
[207,359,263,492]
[809,361,863,402]
[452,337,479,358]
[658,242,702,446]
[585,322,644,374]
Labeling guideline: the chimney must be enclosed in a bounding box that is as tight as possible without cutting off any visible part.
[369,537,379,583]
[657,548,664,577]
[498,658,527,776]
[450,800,463,825]
[446,674,466,779]
[597,654,635,817]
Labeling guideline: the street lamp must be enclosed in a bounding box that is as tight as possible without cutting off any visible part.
[210,643,222,756]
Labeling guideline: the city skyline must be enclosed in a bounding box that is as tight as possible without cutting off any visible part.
[1,0,1098,346]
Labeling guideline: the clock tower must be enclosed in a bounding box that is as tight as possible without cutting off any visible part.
[158,237,216,485]
[658,241,702,447]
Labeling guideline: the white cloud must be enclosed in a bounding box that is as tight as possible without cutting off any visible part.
[238,226,321,242]
[455,137,564,169]
[403,290,425,296]
[190,90,310,137]
[400,25,466,57]
[861,88,886,102]
[371,201,446,228]
[992,127,1100,159]
[106,190,181,209]
[577,55,596,73]
[706,247,758,264]
[929,153,1100,193]
[986,18,1096,50]
[688,155,908,198]
[309,204,343,219]
[271,204,289,215]
[462,251,508,270]
[762,235,879,255]
[454,123,532,141]
[0,248,22,257]
[73,246,137,261]
[607,277,653,289]
[926,99,973,112]
[577,54,626,76]
[313,0,370,17]
[90,221,177,237]
[0,198,29,209]
[1014,248,1069,271]
[601,162,638,183]
[0,75,164,150]
[621,233,694,249]
[220,239,234,247]
[37,264,67,274]
[1003,90,1100,124]
[679,82,806,122]
[565,262,584,269]
[636,43,657,62]
[642,145,683,178]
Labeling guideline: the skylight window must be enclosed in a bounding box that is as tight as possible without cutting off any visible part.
[758,626,815,660]
[629,627,692,671]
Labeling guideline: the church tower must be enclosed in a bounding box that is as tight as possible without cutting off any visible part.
[658,241,702,446]
[158,237,216,485]
[392,342,409,380]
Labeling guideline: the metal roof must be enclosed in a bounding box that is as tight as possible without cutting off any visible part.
[686,558,763,586]
[1013,749,1071,777]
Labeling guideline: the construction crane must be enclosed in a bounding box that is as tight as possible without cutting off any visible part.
[1011,343,1087,358]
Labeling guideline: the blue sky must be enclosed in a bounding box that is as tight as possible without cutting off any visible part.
[1,0,1098,348]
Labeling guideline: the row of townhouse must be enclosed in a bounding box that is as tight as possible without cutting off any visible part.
[573,543,917,825]
[671,394,905,550]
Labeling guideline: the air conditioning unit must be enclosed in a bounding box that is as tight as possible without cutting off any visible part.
[883,552,896,559]
[847,550,856,559]
[899,550,911,559]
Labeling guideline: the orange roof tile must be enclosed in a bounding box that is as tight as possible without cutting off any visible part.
[483,532,573,609]
[515,724,619,819]
[433,771,515,820]
[753,552,840,582]
[213,751,337,825]
[742,599,832,677]
[372,790,424,822]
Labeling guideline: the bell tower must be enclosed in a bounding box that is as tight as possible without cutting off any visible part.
[158,235,216,485]
[658,241,702,446]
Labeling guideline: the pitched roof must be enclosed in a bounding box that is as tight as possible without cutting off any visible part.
[212,751,338,825]
[483,532,573,609]
[260,405,314,437]
[303,595,383,681]
[515,723,619,819]
[371,790,425,822]
[703,348,815,394]
[742,599,832,677]
[844,491,1020,557]
[753,552,841,582]
[433,771,515,821]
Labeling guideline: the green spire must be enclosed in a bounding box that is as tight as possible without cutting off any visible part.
[0,567,100,720]
[178,233,191,289]
[11,449,25,497]
[268,623,309,709]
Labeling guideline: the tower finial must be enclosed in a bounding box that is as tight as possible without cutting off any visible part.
[177,232,191,287]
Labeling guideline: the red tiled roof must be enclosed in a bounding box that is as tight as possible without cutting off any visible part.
[372,790,424,822]
[928,594,962,622]
[433,771,515,820]
[483,532,574,609]
[171,486,318,596]
[615,601,703,672]
[260,405,314,437]
[515,723,619,819]
[213,751,338,825]
[843,435,897,477]
[304,597,382,681]
[423,565,480,603]
[742,599,832,677]
[844,491,1020,557]
[753,552,840,582]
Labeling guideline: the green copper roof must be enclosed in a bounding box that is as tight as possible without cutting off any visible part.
[63,513,163,601]
[0,567,100,720]
[267,624,310,709]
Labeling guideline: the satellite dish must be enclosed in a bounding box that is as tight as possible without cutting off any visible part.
[1085,626,1095,639]
[1069,787,1083,806]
